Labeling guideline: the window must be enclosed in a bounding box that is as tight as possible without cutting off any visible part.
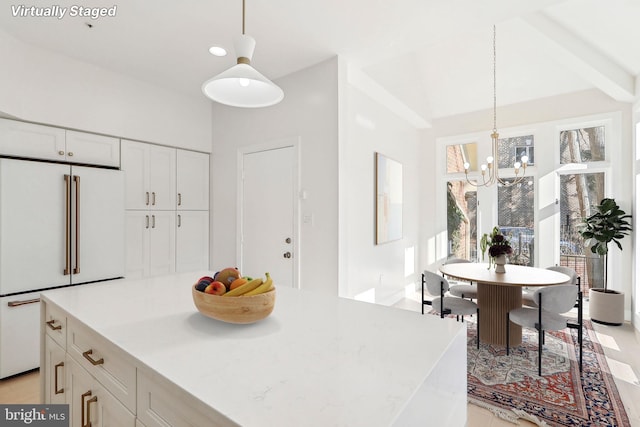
[560,126,605,163]
[497,178,534,266]
[446,143,477,173]
[446,181,477,260]
[498,135,534,168]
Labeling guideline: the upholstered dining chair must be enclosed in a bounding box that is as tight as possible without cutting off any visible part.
[522,266,579,307]
[442,258,478,301]
[422,270,479,349]
[507,284,583,376]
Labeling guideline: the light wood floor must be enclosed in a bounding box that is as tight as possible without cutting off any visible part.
[2,302,639,426]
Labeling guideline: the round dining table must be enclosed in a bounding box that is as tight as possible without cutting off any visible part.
[439,263,570,346]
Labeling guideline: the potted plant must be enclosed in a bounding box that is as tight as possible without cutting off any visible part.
[480,226,513,272]
[578,198,632,325]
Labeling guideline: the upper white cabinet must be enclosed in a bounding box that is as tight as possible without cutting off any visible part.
[121,140,176,211]
[66,130,120,167]
[0,118,119,167]
[177,150,209,211]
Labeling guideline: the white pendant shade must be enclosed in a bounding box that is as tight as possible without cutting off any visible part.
[202,34,284,108]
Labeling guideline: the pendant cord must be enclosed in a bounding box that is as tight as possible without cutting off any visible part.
[242,0,246,35]
[493,25,497,133]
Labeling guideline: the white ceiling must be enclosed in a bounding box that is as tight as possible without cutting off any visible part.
[1,0,639,125]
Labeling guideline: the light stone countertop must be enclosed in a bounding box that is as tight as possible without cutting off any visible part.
[42,271,466,426]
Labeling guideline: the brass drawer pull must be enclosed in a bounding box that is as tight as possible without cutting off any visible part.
[82,349,104,366]
[54,362,64,394]
[81,390,97,427]
[46,319,62,331]
[145,191,150,206]
[8,298,40,307]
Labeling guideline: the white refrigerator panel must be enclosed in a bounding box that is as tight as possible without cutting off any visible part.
[0,292,40,378]
[71,166,125,284]
[0,159,69,294]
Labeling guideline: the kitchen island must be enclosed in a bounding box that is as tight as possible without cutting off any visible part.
[40,271,467,426]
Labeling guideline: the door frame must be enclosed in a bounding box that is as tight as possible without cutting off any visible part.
[236,137,301,289]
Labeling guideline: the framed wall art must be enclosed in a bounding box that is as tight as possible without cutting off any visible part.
[375,152,403,244]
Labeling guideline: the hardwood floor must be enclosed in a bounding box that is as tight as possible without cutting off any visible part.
[0,369,39,404]
[1,302,639,426]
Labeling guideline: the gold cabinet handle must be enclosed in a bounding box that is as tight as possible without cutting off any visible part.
[8,297,40,307]
[81,391,97,427]
[151,215,155,229]
[64,174,71,275]
[67,152,74,157]
[46,319,62,331]
[145,215,150,229]
[82,349,104,366]
[54,362,64,394]
[178,193,182,206]
[151,191,156,206]
[177,214,181,228]
[145,191,150,206]
[73,175,80,275]
[58,150,65,156]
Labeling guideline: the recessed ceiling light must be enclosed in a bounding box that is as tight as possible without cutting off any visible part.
[208,46,227,57]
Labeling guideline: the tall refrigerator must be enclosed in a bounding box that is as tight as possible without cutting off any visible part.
[0,158,124,378]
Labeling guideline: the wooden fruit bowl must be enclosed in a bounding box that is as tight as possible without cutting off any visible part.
[192,285,276,324]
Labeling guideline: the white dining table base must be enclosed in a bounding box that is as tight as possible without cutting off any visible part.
[477,283,522,346]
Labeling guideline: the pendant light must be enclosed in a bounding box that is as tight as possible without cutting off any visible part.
[463,25,528,187]
[202,0,284,108]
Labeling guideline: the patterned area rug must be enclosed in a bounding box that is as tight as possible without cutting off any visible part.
[466,320,630,426]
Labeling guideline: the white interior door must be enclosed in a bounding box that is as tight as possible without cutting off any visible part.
[241,146,295,288]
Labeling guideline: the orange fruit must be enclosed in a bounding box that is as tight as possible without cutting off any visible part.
[229,277,248,290]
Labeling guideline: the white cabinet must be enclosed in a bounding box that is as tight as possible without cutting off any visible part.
[125,211,176,279]
[122,141,209,279]
[177,150,209,210]
[137,370,224,427]
[176,211,209,273]
[66,131,120,167]
[121,140,176,211]
[67,357,135,427]
[44,335,66,405]
[0,118,119,167]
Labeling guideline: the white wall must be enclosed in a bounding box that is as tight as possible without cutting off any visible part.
[338,62,422,305]
[211,57,339,294]
[0,29,212,152]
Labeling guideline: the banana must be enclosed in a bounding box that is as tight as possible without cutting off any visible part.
[244,273,274,296]
[223,277,263,296]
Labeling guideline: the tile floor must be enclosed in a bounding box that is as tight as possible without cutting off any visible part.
[394,292,640,426]
[1,298,639,426]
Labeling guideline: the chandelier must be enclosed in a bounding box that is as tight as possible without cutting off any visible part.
[463,25,528,187]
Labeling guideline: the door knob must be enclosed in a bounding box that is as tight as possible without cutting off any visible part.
[283,252,292,259]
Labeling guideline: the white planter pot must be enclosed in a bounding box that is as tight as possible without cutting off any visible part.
[589,288,624,326]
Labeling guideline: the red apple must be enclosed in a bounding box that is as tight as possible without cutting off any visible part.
[204,281,226,295]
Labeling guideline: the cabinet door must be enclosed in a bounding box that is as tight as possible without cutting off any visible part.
[176,211,209,273]
[148,145,176,210]
[67,358,135,427]
[66,131,120,167]
[0,118,66,162]
[148,211,176,277]
[121,140,150,210]
[44,335,66,404]
[176,150,209,211]
[125,212,150,279]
